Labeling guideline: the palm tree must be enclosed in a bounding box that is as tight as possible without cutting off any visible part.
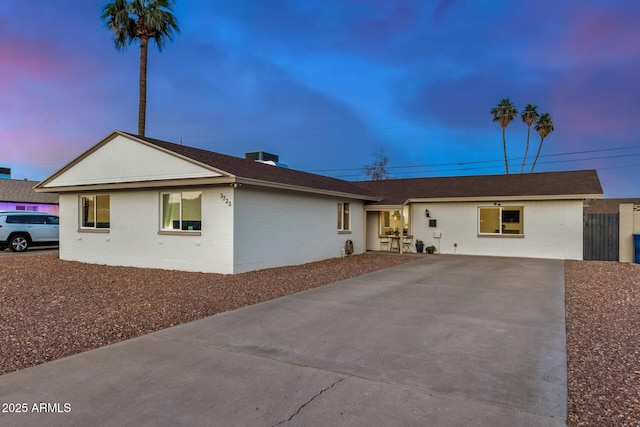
[520,104,539,173]
[530,113,554,173]
[490,98,518,174]
[101,0,179,137]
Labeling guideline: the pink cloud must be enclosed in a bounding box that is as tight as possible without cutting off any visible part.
[565,8,640,63]
[0,29,104,91]
[549,70,638,141]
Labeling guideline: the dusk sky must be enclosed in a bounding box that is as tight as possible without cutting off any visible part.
[2,0,639,197]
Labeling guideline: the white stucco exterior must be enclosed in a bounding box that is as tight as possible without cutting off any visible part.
[57,186,363,274]
[58,187,235,273]
[408,200,585,260]
[233,187,364,273]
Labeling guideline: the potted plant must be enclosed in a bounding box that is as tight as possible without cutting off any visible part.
[426,245,436,254]
[415,239,424,253]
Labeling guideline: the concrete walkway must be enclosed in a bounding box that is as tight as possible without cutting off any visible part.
[0,255,567,426]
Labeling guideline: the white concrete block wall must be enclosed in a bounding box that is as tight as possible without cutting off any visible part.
[410,200,584,260]
[59,187,235,273]
[619,204,640,262]
[233,187,365,273]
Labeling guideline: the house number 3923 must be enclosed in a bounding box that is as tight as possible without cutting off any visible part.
[220,193,231,206]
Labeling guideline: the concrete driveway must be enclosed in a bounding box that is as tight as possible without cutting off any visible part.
[0,255,567,426]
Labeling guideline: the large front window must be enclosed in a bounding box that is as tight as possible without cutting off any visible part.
[80,195,110,229]
[478,206,523,235]
[337,202,350,232]
[161,191,202,231]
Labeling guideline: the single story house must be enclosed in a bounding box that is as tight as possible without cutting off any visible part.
[356,170,603,260]
[35,131,378,273]
[35,131,603,273]
[0,178,59,214]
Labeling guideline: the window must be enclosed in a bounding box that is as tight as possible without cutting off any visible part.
[478,206,523,235]
[379,207,410,235]
[161,191,202,231]
[337,202,350,232]
[81,195,110,229]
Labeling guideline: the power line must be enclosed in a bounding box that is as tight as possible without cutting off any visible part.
[324,150,640,180]
[309,144,640,173]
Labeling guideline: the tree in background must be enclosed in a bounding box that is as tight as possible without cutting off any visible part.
[364,149,390,180]
[101,0,179,137]
[520,104,539,173]
[530,113,555,173]
[490,98,518,174]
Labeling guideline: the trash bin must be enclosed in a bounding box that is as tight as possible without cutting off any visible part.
[634,234,640,264]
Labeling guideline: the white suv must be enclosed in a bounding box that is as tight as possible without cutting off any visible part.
[0,211,59,252]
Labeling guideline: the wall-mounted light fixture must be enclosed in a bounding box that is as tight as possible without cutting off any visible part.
[425,209,431,218]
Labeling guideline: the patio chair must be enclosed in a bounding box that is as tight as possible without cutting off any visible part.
[402,236,413,253]
[379,236,390,252]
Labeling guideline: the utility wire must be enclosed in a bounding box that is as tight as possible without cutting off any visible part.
[309,145,640,173]
[326,152,640,180]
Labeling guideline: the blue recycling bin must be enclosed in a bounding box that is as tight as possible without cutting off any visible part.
[634,234,640,264]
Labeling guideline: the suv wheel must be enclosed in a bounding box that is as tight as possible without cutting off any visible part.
[9,235,29,252]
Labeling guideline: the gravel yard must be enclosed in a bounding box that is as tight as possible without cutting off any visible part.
[1,253,638,425]
[0,252,420,376]
[565,260,640,426]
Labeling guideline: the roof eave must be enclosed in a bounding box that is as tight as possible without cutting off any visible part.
[406,193,604,203]
[34,176,238,193]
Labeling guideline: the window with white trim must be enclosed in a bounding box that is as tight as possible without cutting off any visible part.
[80,195,110,229]
[161,191,202,231]
[337,202,350,232]
[478,206,523,235]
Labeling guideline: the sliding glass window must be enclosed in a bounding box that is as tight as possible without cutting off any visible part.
[161,191,202,231]
[80,195,110,229]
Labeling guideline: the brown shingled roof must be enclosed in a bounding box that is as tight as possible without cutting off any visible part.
[584,198,640,214]
[353,170,603,205]
[128,133,379,200]
[0,179,59,204]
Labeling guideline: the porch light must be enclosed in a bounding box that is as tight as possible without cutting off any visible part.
[425,209,431,218]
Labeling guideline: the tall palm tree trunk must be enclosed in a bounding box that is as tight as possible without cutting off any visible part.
[521,126,531,173]
[530,137,545,173]
[502,127,509,174]
[138,35,149,137]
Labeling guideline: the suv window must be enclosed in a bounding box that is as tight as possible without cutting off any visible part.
[5,215,55,224]
[6,215,28,224]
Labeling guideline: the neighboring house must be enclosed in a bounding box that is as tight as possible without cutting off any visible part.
[35,131,378,273]
[356,170,603,260]
[35,131,604,273]
[0,178,59,214]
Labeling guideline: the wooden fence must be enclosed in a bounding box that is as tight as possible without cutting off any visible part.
[583,213,619,261]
